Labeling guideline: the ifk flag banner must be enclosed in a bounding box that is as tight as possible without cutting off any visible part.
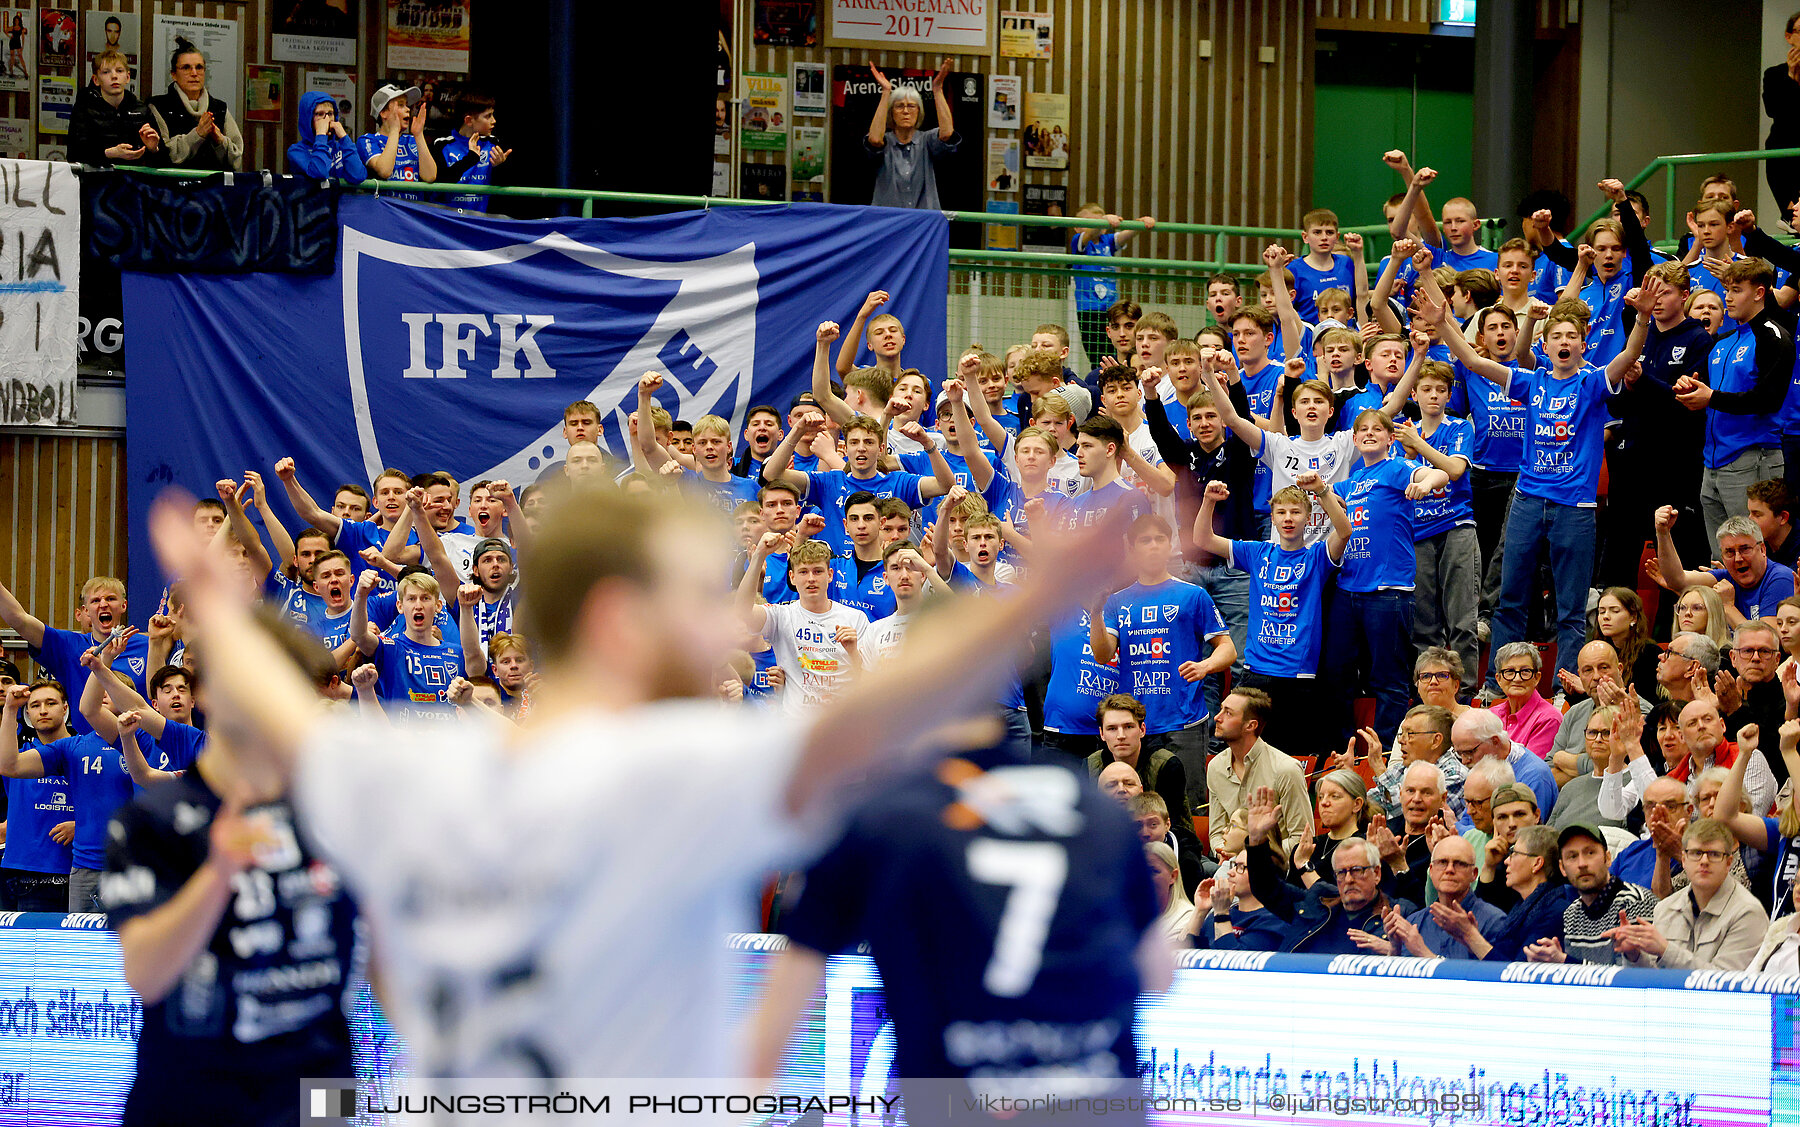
[122,195,949,609]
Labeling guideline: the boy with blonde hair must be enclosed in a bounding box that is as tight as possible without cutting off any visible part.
[350,568,464,722]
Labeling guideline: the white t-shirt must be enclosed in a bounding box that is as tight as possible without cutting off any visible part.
[439,530,510,581]
[761,600,870,715]
[861,610,911,668]
[1255,430,1357,544]
[295,704,818,1079]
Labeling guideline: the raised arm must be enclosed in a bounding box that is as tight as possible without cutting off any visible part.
[758,415,819,492]
[1344,232,1371,324]
[633,372,686,473]
[1421,291,1512,385]
[410,110,437,183]
[1394,419,1467,481]
[457,585,487,678]
[805,320,859,424]
[865,68,893,150]
[348,571,381,657]
[84,630,165,739]
[1121,441,1176,496]
[931,58,956,140]
[942,380,995,491]
[273,457,342,539]
[77,653,122,745]
[905,422,958,500]
[961,356,1011,453]
[1192,481,1233,561]
[114,711,177,787]
[1088,595,1118,666]
[1558,243,1594,304]
[0,687,45,778]
[1305,472,1352,560]
[0,578,46,649]
[1369,238,1417,335]
[735,533,781,636]
[1262,244,1304,354]
[1714,722,1777,851]
[1652,505,1716,590]
[243,471,294,580]
[1200,355,1270,448]
[1606,280,1663,384]
[1379,333,1428,416]
[379,499,421,568]
[217,479,272,584]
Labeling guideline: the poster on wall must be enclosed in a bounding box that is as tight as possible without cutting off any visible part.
[0,117,28,157]
[985,136,1016,193]
[826,0,989,53]
[83,10,138,93]
[35,72,70,132]
[152,14,242,124]
[829,63,985,244]
[0,160,80,425]
[273,0,358,66]
[303,68,358,126]
[792,60,824,115]
[999,10,1051,59]
[397,71,467,135]
[985,199,1018,249]
[740,160,785,200]
[0,3,32,93]
[385,0,468,72]
[1022,88,1066,169]
[791,124,823,184]
[754,0,815,46]
[988,73,1018,129]
[36,7,72,70]
[1022,182,1065,248]
[244,63,282,123]
[740,71,786,152]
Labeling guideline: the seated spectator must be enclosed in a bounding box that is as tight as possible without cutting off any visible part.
[1671,587,1732,653]
[1128,792,1205,897]
[1656,510,1797,631]
[1490,641,1560,759]
[69,49,163,167]
[1294,768,1372,882]
[1549,640,1652,783]
[1460,758,1514,862]
[1204,688,1310,855]
[1368,706,1467,822]
[1586,588,1659,702]
[1611,775,1696,892]
[1382,836,1505,959]
[1749,864,1800,972]
[288,91,368,181]
[1372,761,1450,907]
[1524,824,1656,965]
[147,38,243,171]
[1145,841,1195,945]
[1612,818,1769,970]
[1477,782,1543,910]
[1552,705,1630,832]
[1718,620,1791,786]
[1450,708,1560,828]
[1191,848,1284,952]
[1675,700,1776,814]
[1474,824,1576,962]
[1406,646,1471,739]
[358,84,437,189]
[1096,761,1142,803]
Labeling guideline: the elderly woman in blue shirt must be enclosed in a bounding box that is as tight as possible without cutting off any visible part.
[864,58,960,209]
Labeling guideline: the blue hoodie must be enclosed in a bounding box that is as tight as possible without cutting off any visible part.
[288,91,368,181]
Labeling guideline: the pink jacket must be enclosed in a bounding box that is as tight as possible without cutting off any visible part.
[1492,694,1560,760]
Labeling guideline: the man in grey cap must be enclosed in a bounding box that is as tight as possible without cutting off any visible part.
[357,81,437,194]
[1475,782,1540,911]
[1524,823,1656,965]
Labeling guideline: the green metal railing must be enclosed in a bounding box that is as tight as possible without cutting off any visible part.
[1575,146,1800,244]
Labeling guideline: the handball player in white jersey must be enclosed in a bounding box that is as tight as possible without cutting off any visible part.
[146,486,1123,1081]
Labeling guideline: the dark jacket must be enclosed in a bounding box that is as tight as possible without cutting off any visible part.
[68,83,162,168]
[1145,391,1255,566]
[1192,904,1288,951]
[1246,833,1416,955]
[1480,880,1576,962]
[1086,746,1205,894]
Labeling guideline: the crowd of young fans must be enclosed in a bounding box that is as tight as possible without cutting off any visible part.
[5,142,1800,985]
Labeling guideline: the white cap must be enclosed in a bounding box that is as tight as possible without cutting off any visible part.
[370,83,422,117]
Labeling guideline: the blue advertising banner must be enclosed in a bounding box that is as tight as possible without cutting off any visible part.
[121,195,949,610]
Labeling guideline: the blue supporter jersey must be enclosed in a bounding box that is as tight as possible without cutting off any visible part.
[3,740,71,875]
[370,633,464,723]
[915,448,999,526]
[1577,273,1632,367]
[1531,242,1575,305]
[31,627,149,736]
[1442,245,1499,272]
[330,519,403,592]
[782,758,1156,1099]
[1101,579,1228,732]
[305,604,356,652]
[355,132,426,201]
[1239,364,1283,511]
[1069,232,1122,312]
[368,592,454,641]
[1230,539,1338,678]
[1459,361,1527,472]
[1335,381,1393,431]
[151,720,207,773]
[435,131,499,210]
[1269,323,1316,372]
[1688,255,1741,333]
[830,556,897,622]
[682,470,760,515]
[1704,322,1783,469]
[1043,609,1121,734]
[1708,562,1797,621]
[34,732,133,870]
[265,572,323,627]
[1508,364,1614,507]
[1288,253,1358,324]
[803,469,928,558]
[745,647,780,699]
[1334,456,1423,591]
[1052,479,1150,533]
[1411,417,1475,540]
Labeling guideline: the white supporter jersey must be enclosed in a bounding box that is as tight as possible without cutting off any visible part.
[1257,430,1357,545]
[1001,433,1086,501]
[860,610,910,668]
[439,531,482,580]
[295,705,817,1079]
[761,600,870,716]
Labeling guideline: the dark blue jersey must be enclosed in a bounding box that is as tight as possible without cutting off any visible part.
[784,756,1157,1100]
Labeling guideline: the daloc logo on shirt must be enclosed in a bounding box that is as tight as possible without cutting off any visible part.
[122,197,950,611]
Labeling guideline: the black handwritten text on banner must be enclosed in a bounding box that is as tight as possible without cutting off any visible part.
[0,161,79,427]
